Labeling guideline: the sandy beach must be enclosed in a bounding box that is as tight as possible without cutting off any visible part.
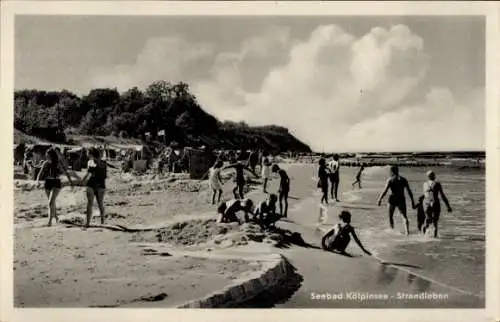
[13,166,273,307]
[13,161,485,308]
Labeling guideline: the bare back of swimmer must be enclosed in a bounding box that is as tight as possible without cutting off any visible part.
[377,165,415,235]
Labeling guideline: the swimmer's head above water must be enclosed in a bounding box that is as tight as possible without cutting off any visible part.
[390,165,399,176]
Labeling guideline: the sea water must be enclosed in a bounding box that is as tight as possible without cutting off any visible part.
[287,163,485,298]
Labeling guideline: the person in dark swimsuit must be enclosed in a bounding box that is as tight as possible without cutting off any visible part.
[35,148,74,226]
[321,211,372,256]
[377,165,416,235]
[81,148,109,228]
[223,161,259,199]
[272,164,290,218]
[318,158,329,205]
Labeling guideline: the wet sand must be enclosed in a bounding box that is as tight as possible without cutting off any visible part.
[262,164,485,308]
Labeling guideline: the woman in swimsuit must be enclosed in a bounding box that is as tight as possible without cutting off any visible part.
[317,158,329,205]
[377,165,416,235]
[35,148,74,226]
[81,148,108,228]
[421,170,452,237]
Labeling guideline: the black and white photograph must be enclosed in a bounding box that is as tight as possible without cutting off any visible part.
[1,1,499,321]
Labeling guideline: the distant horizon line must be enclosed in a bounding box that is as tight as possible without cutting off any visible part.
[311,149,485,154]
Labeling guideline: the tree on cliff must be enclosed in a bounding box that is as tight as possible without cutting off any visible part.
[13,81,311,152]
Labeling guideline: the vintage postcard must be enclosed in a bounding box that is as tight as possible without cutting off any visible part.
[1,1,498,322]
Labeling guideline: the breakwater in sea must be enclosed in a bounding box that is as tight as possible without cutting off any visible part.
[287,153,485,169]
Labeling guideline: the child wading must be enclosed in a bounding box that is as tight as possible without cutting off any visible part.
[420,170,452,237]
[414,195,426,233]
[352,164,365,189]
[321,211,372,256]
[272,164,290,218]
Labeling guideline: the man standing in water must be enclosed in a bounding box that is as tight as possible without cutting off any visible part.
[377,165,416,235]
[328,154,340,202]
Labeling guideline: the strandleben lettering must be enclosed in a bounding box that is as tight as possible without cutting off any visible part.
[397,292,449,300]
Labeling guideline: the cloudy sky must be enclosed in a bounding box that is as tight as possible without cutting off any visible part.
[15,15,484,152]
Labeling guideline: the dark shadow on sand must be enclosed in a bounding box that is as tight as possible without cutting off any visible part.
[233,261,304,308]
[267,227,320,250]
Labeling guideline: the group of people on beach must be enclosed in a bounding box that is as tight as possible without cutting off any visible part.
[206,150,291,230]
[323,167,453,261]
[377,165,452,237]
[28,144,453,258]
[31,146,112,228]
[318,160,454,258]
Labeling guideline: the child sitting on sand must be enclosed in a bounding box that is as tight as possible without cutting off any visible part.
[217,198,254,224]
[321,210,372,256]
[253,194,279,229]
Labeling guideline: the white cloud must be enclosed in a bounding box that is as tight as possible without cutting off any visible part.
[89,24,484,152]
[89,36,215,91]
[340,87,484,151]
[192,24,483,151]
